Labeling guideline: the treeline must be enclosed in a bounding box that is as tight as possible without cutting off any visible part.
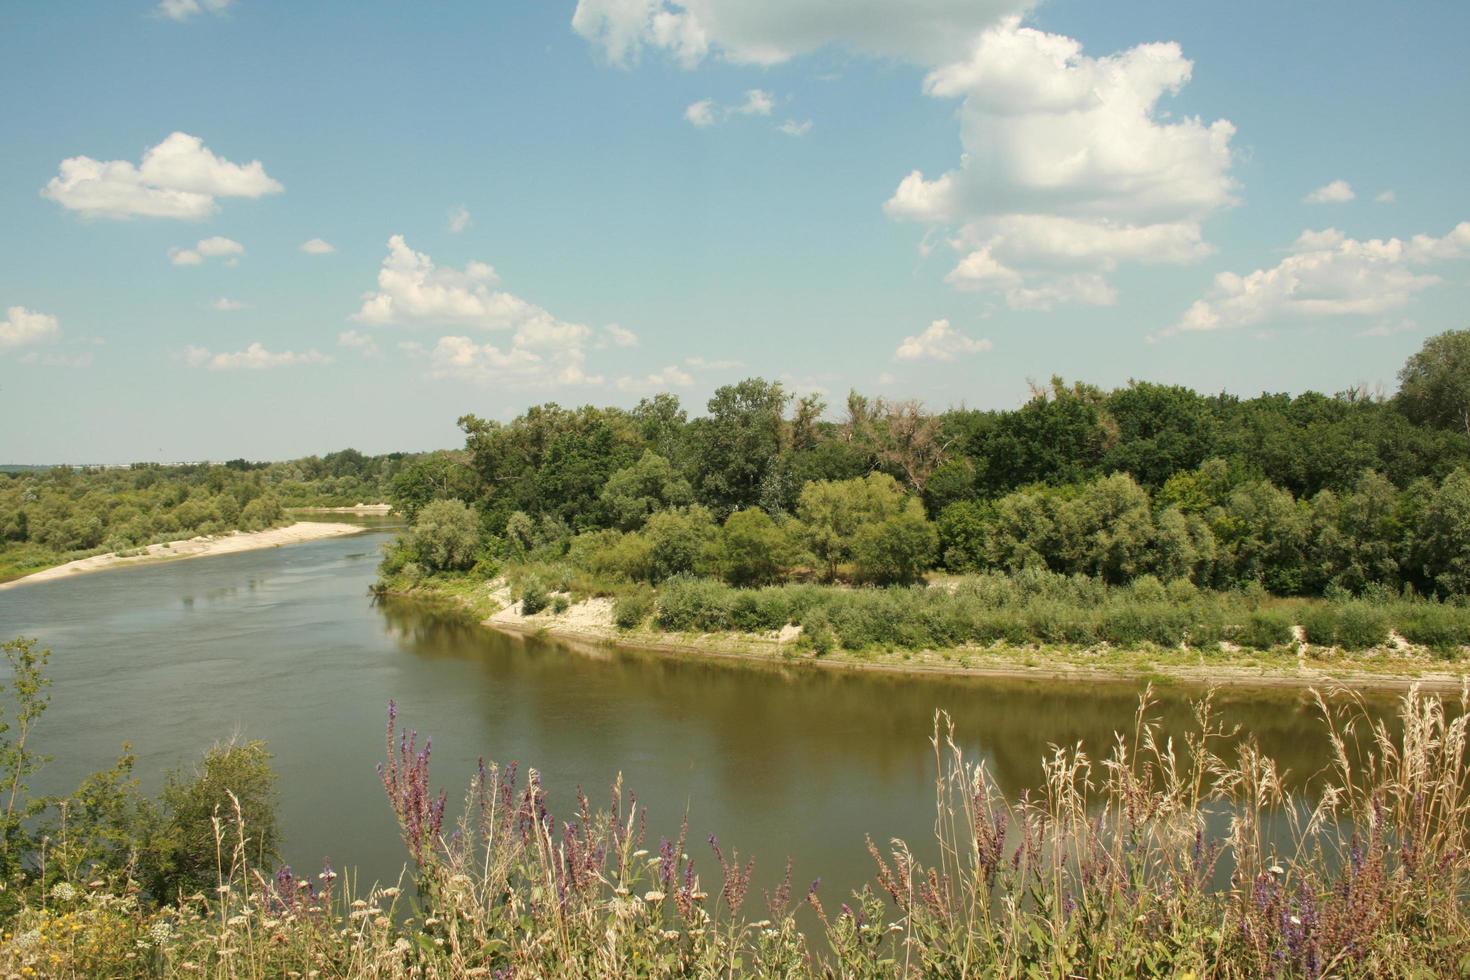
[0,448,413,579]
[387,330,1470,599]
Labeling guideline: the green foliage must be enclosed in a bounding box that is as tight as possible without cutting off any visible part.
[714,508,801,586]
[599,450,694,531]
[519,577,550,615]
[852,500,937,584]
[1232,609,1295,650]
[796,472,911,581]
[550,594,570,614]
[1413,468,1470,597]
[410,498,481,572]
[611,587,655,629]
[643,505,718,583]
[0,638,50,896]
[655,576,734,632]
[1397,328,1470,436]
[389,452,478,521]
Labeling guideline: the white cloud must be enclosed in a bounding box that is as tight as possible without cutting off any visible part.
[895,319,992,361]
[1163,221,1470,337]
[685,99,717,127]
[43,132,281,220]
[1303,179,1355,204]
[1375,190,1396,205]
[300,238,336,254]
[603,324,639,347]
[426,336,601,387]
[571,0,1030,68]
[615,365,695,391]
[448,205,471,233]
[170,235,244,267]
[884,19,1236,309]
[158,0,232,21]
[338,329,381,357]
[184,343,331,370]
[211,297,249,311]
[777,118,812,137]
[0,307,61,353]
[354,236,615,387]
[1358,318,1418,338]
[735,88,773,116]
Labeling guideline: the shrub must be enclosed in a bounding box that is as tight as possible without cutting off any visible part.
[655,576,731,631]
[519,577,549,615]
[612,587,655,629]
[1396,604,1470,654]
[1300,603,1389,651]
[1232,609,1294,650]
[412,499,481,572]
[798,607,835,655]
[550,594,570,614]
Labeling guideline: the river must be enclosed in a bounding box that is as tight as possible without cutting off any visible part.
[0,530,1404,903]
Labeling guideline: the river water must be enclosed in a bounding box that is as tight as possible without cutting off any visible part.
[0,530,1404,902]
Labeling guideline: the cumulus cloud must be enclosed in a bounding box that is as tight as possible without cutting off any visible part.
[615,365,695,391]
[211,297,249,311]
[42,132,281,220]
[1162,221,1470,337]
[603,324,639,347]
[448,205,471,233]
[183,343,331,370]
[684,99,717,127]
[684,90,778,127]
[157,0,233,21]
[338,329,381,357]
[171,235,245,267]
[1303,179,1355,204]
[353,236,611,387]
[300,238,336,254]
[895,319,992,361]
[0,307,61,353]
[571,0,1030,68]
[777,118,812,137]
[886,19,1236,309]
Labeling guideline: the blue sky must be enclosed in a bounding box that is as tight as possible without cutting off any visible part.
[2,0,1468,462]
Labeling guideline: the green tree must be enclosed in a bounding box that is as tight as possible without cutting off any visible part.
[642,506,718,583]
[599,450,695,531]
[715,508,801,586]
[1054,473,1155,583]
[687,379,789,518]
[852,500,938,584]
[795,473,909,580]
[1412,468,1470,596]
[1398,329,1470,438]
[412,498,481,572]
[389,452,478,521]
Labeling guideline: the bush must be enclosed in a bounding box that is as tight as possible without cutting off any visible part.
[655,576,732,632]
[1299,603,1389,651]
[612,588,654,629]
[412,499,481,572]
[1231,609,1293,650]
[1396,604,1470,654]
[550,594,570,614]
[519,577,549,615]
[798,607,835,655]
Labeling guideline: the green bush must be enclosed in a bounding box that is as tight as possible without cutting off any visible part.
[550,594,570,614]
[1395,604,1470,654]
[655,576,732,631]
[798,607,835,655]
[612,588,655,629]
[519,577,549,615]
[1230,609,1293,650]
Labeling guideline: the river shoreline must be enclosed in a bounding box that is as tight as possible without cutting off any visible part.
[385,579,1470,694]
[0,521,367,590]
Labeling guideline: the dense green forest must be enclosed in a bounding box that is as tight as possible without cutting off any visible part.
[384,330,1470,604]
[0,449,410,581]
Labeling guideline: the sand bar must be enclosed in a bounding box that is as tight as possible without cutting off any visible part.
[0,521,366,590]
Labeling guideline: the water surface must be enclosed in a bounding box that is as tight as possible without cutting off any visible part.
[0,532,1402,901]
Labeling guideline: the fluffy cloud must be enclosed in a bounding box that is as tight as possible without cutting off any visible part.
[158,0,232,21]
[170,235,245,266]
[776,118,812,137]
[43,132,281,220]
[448,205,471,233]
[571,0,1030,68]
[1163,222,1470,337]
[895,318,992,360]
[615,365,695,391]
[603,324,639,347]
[0,307,61,353]
[300,238,336,254]
[683,89,777,127]
[338,329,381,357]
[353,236,612,387]
[684,99,717,127]
[887,19,1236,309]
[1303,179,1355,204]
[183,343,331,370]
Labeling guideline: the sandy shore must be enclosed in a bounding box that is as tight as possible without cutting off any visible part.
[286,503,393,514]
[383,579,1470,693]
[0,522,366,590]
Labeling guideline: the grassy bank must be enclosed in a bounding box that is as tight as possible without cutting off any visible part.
[5,674,1470,977]
[379,564,1470,687]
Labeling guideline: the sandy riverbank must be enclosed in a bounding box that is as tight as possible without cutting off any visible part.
[0,522,366,590]
[385,578,1470,693]
[286,503,393,514]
